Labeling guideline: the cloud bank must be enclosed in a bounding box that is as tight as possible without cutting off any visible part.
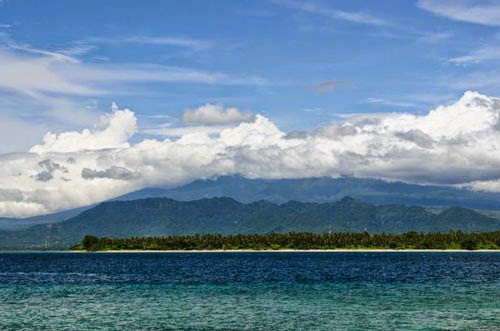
[1,91,500,217]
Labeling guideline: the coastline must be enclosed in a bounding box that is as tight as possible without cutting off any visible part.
[2,248,499,253]
[75,248,499,253]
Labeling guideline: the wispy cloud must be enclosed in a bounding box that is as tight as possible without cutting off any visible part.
[0,49,96,95]
[58,44,97,57]
[366,98,417,108]
[442,70,500,90]
[0,41,266,96]
[15,46,82,63]
[416,31,453,44]
[403,93,457,106]
[313,80,351,93]
[418,0,500,26]
[87,35,212,50]
[450,46,500,65]
[0,37,267,152]
[68,64,267,86]
[273,0,390,27]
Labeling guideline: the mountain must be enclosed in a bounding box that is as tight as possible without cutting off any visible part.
[0,205,91,231]
[1,175,499,232]
[1,197,498,249]
[118,176,500,210]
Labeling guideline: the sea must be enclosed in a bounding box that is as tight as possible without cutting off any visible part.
[0,252,499,330]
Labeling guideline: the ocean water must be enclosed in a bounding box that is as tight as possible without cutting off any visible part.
[0,252,499,330]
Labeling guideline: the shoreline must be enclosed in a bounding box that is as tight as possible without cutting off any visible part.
[2,249,499,253]
[74,249,499,253]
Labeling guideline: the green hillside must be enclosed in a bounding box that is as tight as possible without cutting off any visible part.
[1,196,498,249]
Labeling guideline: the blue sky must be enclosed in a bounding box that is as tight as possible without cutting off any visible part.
[1,0,500,152]
[2,0,500,216]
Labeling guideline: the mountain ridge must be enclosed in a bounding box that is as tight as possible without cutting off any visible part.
[1,196,498,249]
[1,175,499,231]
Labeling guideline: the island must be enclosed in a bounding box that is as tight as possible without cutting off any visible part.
[71,231,500,251]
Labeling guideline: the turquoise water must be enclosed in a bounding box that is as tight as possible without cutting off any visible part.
[0,252,499,330]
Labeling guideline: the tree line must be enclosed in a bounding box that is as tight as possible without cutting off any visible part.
[72,231,500,251]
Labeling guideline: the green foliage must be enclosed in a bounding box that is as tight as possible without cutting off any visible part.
[3,196,500,250]
[82,235,100,251]
[460,238,479,250]
[71,231,500,251]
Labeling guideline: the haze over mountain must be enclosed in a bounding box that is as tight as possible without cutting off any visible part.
[120,176,500,210]
[1,196,498,249]
[1,175,499,232]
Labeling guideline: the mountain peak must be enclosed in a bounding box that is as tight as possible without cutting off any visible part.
[339,196,358,204]
[3,196,499,249]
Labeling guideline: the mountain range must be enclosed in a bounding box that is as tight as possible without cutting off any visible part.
[1,196,499,249]
[119,176,500,209]
[2,176,499,232]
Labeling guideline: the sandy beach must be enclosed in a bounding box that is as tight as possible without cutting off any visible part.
[88,249,499,253]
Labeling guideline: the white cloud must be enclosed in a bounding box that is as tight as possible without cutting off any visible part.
[88,36,212,50]
[273,0,390,26]
[417,31,453,44]
[418,0,500,26]
[182,104,255,125]
[443,70,500,90]
[366,98,417,108]
[1,91,500,217]
[0,49,97,95]
[29,104,136,154]
[0,46,266,93]
[450,46,500,64]
[0,40,266,153]
[144,124,231,137]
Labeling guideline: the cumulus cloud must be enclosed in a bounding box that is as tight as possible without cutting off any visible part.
[394,130,434,148]
[0,189,23,202]
[34,171,53,182]
[82,166,140,180]
[29,104,136,153]
[182,104,255,125]
[0,91,500,217]
[144,124,231,137]
[33,159,69,182]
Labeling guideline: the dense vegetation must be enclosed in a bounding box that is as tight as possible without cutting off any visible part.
[4,175,500,233]
[2,196,499,249]
[73,231,500,251]
[4,175,499,234]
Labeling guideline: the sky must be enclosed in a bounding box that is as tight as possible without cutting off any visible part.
[0,0,500,217]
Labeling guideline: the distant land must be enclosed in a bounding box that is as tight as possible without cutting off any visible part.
[1,176,499,232]
[1,196,499,249]
[119,176,500,210]
[73,232,500,251]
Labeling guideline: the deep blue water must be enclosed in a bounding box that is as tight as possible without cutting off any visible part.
[0,252,499,330]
